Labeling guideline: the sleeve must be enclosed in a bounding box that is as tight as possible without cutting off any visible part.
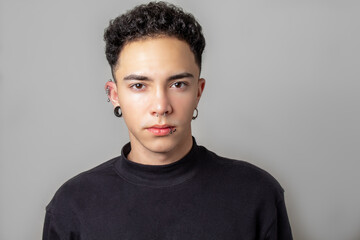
[265,198,293,240]
[42,209,81,240]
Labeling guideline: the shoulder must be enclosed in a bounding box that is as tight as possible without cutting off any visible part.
[46,157,119,214]
[199,146,285,201]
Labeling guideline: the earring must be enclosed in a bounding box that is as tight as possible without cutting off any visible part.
[192,108,198,120]
[114,106,122,117]
[105,86,110,102]
[106,79,112,102]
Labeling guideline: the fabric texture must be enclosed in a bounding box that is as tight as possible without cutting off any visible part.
[43,138,293,240]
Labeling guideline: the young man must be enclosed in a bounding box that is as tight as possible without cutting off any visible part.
[43,2,292,239]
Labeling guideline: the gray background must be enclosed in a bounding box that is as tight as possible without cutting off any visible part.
[1,0,359,239]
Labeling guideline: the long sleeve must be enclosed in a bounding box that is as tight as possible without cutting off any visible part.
[42,209,81,240]
[265,198,293,240]
[42,142,293,239]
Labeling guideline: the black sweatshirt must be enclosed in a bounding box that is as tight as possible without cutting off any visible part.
[43,138,293,240]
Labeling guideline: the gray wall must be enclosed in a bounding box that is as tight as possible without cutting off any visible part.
[1,0,359,239]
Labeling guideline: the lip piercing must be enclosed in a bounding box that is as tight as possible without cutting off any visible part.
[169,128,176,134]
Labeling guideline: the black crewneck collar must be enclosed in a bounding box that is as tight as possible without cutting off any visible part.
[114,137,201,188]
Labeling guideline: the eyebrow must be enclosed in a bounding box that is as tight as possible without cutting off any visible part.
[123,74,149,81]
[123,72,194,81]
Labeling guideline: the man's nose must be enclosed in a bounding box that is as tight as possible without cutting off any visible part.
[150,88,173,117]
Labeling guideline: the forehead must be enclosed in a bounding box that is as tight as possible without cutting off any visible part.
[115,37,199,77]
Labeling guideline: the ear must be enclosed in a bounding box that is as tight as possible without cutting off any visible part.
[196,78,206,104]
[104,81,119,108]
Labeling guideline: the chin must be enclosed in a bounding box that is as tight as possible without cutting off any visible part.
[144,137,177,154]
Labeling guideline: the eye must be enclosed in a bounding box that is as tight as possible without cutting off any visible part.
[171,82,188,89]
[130,83,145,90]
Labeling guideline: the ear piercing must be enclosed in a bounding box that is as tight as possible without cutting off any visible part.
[114,106,122,117]
[106,79,112,102]
[105,87,110,102]
[192,108,198,120]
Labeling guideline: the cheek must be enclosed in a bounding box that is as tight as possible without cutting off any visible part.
[118,90,149,109]
[171,93,197,116]
[117,92,149,124]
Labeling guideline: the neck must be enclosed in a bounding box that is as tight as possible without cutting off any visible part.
[127,134,193,165]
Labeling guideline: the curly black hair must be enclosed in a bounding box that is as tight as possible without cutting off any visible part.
[104,1,206,77]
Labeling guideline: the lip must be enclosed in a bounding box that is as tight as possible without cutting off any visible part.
[149,124,173,128]
[147,124,175,136]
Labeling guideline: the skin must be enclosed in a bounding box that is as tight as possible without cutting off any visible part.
[105,36,205,165]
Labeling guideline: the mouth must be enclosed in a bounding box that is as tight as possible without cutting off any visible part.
[146,125,176,136]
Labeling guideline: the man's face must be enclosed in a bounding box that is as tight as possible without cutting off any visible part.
[108,37,205,157]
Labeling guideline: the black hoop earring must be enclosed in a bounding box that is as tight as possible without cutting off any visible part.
[114,106,122,117]
[192,108,198,120]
